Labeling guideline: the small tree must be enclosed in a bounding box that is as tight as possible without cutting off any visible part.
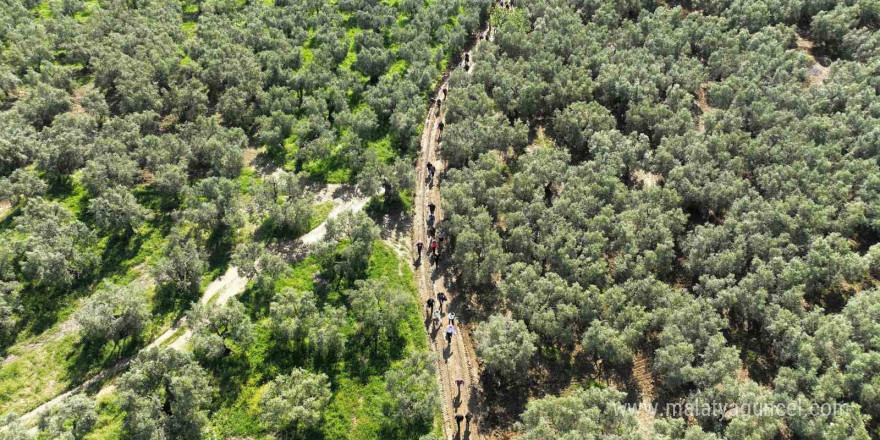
[384,352,439,428]
[317,211,380,282]
[347,277,412,342]
[0,168,47,205]
[153,233,206,296]
[188,299,254,362]
[75,282,149,354]
[475,314,537,382]
[270,288,319,344]
[37,394,97,440]
[88,186,150,236]
[118,348,214,440]
[516,387,640,439]
[0,413,31,440]
[260,368,331,435]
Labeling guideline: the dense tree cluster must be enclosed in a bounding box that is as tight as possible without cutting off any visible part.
[440,0,880,437]
[0,0,475,437]
[0,0,491,353]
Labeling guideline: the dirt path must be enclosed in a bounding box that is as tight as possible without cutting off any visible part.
[412,31,491,440]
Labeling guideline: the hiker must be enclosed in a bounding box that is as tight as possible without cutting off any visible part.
[428,226,436,237]
[455,414,464,431]
[426,297,435,313]
[465,412,472,428]
[445,323,455,344]
[416,240,423,255]
[426,162,435,182]
[448,311,456,325]
[432,309,442,328]
[430,239,438,257]
[455,378,464,391]
[428,202,436,214]
[437,292,447,310]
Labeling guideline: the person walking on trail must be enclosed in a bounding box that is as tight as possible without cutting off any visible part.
[448,311,456,325]
[432,309,442,329]
[455,378,464,392]
[428,226,436,237]
[455,414,464,432]
[430,239,438,257]
[446,324,455,345]
[428,202,436,214]
[426,297,435,314]
[437,292,447,311]
[416,241,423,256]
[465,412,472,429]
[427,213,435,227]
[426,162,435,182]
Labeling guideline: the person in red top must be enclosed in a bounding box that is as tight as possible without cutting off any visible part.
[430,239,438,256]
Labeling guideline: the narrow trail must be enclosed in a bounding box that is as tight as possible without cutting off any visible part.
[18,186,372,426]
[412,29,490,440]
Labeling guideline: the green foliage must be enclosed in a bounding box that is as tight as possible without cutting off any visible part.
[383,351,439,429]
[474,314,537,381]
[88,186,150,236]
[188,299,254,362]
[118,348,214,440]
[153,233,205,296]
[516,387,639,439]
[12,197,98,289]
[75,282,149,347]
[37,394,97,440]
[347,276,413,342]
[441,0,880,437]
[259,368,331,434]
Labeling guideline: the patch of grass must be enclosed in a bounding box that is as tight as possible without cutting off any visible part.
[0,330,79,415]
[84,387,125,440]
[311,201,336,230]
[366,134,395,163]
[34,0,52,19]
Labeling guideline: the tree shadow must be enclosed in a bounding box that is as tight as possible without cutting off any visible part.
[151,283,199,322]
[207,352,252,407]
[66,336,139,387]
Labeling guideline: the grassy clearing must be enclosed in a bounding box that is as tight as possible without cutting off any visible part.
[311,200,337,230]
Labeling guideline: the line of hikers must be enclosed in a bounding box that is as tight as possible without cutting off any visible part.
[416,187,447,265]
[423,92,480,440]
[425,292,458,342]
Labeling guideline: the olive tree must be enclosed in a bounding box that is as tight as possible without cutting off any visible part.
[475,314,537,382]
[118,348,214,440]
[37,394,97,440]
[187,299,254,362]
[75,282,149,351]
[260,368,332,434]
[384,351,439,428]
[347,277,412,341]
[88,186,150,236]
[153,233,206,295]
[516,387,640,440]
